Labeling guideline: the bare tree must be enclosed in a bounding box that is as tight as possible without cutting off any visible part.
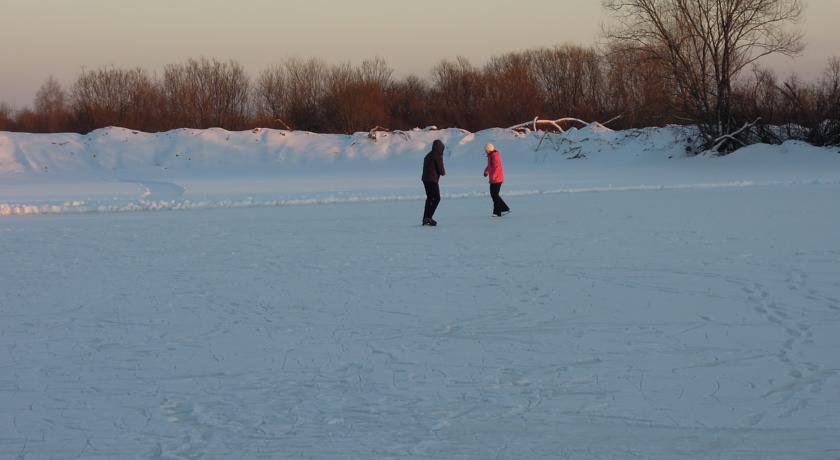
[13,108,41,132]
[162,58,251,130]
[321,62,358,132]
[321,58,393,133]
[283,58,328,131]
[603,0,804,151]
[777,58,840,145]
[602,44,675,128]
[255,64,290,127]
[430,57,486,130]
[482,52,542,128]
[526,45,608,122]
[70,67,162,132]
[358,57,393,89]
[812,57,840,145]
[34,76,69,132]
[0,102,13,131]
[387,75,430,130]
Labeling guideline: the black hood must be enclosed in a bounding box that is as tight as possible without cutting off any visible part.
[431,140,445,156]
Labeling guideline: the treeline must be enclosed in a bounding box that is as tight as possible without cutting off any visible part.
[0,49,838,146]
[736,61,840,146]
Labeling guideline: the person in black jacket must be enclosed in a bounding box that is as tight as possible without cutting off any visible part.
[421,139,446,226]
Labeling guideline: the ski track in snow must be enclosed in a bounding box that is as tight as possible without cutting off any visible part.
[3,178,840,217]
[1,184,839,459]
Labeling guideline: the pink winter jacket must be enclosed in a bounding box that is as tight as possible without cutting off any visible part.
[484,150,505,184]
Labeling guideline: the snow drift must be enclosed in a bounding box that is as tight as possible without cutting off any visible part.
[0,125,683,179]
[1,125,839,216]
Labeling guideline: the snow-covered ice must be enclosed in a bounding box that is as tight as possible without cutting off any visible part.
[1,126,839,458]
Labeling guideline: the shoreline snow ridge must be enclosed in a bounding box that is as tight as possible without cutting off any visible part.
[1,125,839,217]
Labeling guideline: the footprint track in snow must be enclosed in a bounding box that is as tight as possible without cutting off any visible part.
[740,274,836,423]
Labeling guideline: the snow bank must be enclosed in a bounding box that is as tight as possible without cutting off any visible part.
[2,125,839,216]
[0,125,663,179]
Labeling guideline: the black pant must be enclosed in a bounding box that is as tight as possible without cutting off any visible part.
[490,183,509,214]
[423,181,441,219]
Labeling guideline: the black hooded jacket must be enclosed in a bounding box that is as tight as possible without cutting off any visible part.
[421,140,446,183]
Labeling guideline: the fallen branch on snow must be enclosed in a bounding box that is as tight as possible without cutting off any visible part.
[512,115,621,152]
[509,117,589,133]
[368,126,390,141]
[274,119,292,131]
[711,118,761,153]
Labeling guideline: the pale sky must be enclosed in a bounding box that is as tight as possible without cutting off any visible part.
[1,0,837,107]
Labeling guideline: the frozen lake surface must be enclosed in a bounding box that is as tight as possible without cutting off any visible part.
[2,181,839,459]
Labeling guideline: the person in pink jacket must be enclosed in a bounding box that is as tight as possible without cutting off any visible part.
[483,143,510,216]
